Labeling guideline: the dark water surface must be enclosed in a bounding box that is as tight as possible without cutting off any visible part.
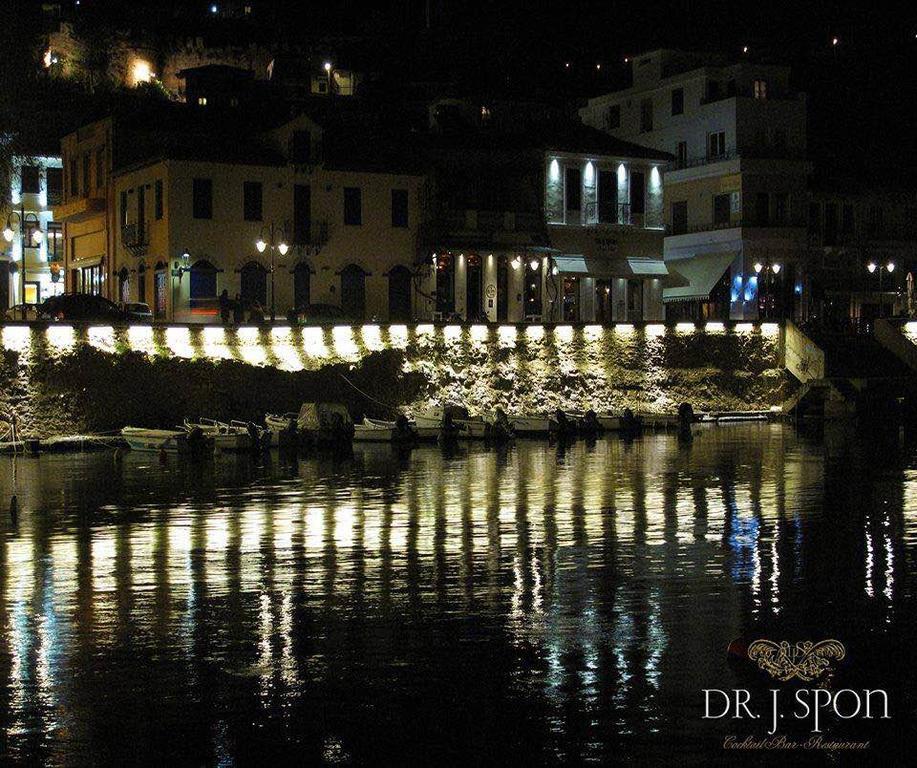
[1,425,915,766]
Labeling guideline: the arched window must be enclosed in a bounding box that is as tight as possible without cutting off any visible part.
[189,259,218,306]
[239,261,267,306]
[137,262,147,304]
[293,261,311,309]
[340,264,366,320]
[387,265,412,321]
[118,267,130,304]
[153,261,168,318]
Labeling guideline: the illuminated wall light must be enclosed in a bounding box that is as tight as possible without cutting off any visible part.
[525,325,545,341]
[705,321,726,333]
[675,322,696,334]
[202,326,230,359]
[443,324,462,341]
[388,324,409,348]
[131,59,154,86]
[734,323,754,334]
[904,321,917,336]
[45,325,75,350]
[165,327,193,358]
[554,324,574,342]
[127,325,155,355]
[470,324,489,343]
[361,324,385,351]
[650,166,661,188]
[645,324,665,337]
[415,324,435,336]
[583,324,603,340]
[584,161,595,184]
[549,158,560,181]
[760,322,780,337]
[617,163,627,184]
[614,323,635,336]
[270,326,303,371]
[497,325,517,348]
[332,326,360,359]
[301,326,329,358]
[88,326,116,352]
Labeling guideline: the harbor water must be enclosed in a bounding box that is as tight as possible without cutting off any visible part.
[1,424,915,765]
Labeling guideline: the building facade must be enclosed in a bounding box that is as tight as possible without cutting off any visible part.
[582,49,809,320]
[2,155,65,313]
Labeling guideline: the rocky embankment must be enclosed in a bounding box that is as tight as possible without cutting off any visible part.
[0,324,790,439]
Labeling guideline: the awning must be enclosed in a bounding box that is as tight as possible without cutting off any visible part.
[553,255,590,274]
[663,252,736,302]
[627,258,669,276]
[553,255,669,279]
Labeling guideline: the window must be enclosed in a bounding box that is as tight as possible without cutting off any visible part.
[138,264,147,303]
[598,170,617,223]
[69,158,78,197]
[606,104,620,130]
[343,187,362,225]
[192,178,213,219]
[671,200,688,235]
[629,170,645,215]
[675,141,687,167]
[118,268,130,303]
[155,179,163,220]
[81,154,91,196]
[842,204,854,234]
[95,148,104,189]
[753,79,768,100]
[671,87,684,116]
[243,181,262,221]
[294,261,311,309]
[640,98,653,132]
[294,183,311,243]
[707,131,726,159]
[20,166,40,194]
[772,193,788,224]
[120,190,128,228]
[391,188,409,228]
[137,185,146,242]
[564,167,582,216]
[47,167,63,204]
[190,260,218,304]
[47,223,63,261]
[713,194,731,226]
[627,279,643,321]
[154,267,167,317]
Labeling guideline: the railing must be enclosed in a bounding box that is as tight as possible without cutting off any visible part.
[121,223,149,256]
[293,220,330,249]
[666,217,807,236]
[580,202,636,226]
[665,145,806,173]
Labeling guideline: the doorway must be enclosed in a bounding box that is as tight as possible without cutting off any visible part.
[341,264,366,320]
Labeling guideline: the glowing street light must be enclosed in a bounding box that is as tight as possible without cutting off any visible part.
[867,262,877,273]
[887,262,895,273]
[254,222,289,323]
[771,263,781,274]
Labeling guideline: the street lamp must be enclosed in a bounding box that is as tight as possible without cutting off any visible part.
[255,222,288,323]
[4,209,43,319]
[752,259,784,319]
[867,261,896,317]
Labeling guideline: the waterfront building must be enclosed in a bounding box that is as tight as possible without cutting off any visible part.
[1,154,65,312]
[806,184,917,325]
[427,101,671,322]
[106,114,429,322]
[581,49,810,321]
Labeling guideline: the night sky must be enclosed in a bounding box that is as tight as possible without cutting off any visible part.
[4,1,916,183]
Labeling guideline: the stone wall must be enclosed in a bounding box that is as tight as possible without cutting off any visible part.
[0,323,789,439]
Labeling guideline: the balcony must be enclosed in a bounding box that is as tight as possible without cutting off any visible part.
[665,145,807,173]
[53,195,106,223]
[292,220,330,251]
[666,216,807,236]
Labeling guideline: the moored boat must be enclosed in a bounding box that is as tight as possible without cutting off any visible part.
[354,416,417,443]
[509,415,554,436]
[265,403,354,449]
[121,427,214,455]
[183,418,254,451]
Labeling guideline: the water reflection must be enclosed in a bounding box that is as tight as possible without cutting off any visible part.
[1,425,915,764]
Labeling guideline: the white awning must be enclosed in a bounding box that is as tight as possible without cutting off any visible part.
[553,255,669,279]
[627,258,669,276]
[663,252,736,302]
[553,255,590,274]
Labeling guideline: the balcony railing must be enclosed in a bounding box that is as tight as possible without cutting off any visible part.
[666,217,807,236]
[665,145,807,173]
[293,219,330,249]
[579,202,639,227]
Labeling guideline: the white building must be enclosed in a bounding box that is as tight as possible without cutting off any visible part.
[1,156,65,313]
[581,49,810,320]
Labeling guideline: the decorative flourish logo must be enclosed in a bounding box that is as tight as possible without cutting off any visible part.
[747,640,846,682]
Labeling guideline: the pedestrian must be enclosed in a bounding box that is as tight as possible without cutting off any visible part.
[233,294,244,325]
[219,289,230,325]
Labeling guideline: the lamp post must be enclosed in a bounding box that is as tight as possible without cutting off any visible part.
[255,222,288,323]
[4,208,43,320]
[752,260,783,319]
[866,261,895,317]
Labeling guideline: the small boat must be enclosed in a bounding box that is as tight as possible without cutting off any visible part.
[564,410,604,435]
[416,405,513,441]
[265,403,354,449]
[509,415,555,436]
[595,413,622,431]
[354,416,417,443]
[121,427,214,455]
[183,418,254,451]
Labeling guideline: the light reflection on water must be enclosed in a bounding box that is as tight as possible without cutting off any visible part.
[1,425,915,765]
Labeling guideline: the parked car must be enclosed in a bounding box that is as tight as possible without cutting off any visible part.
[120,302,154,323]
[3,303,40,321]
[39,294,126,322]
[296,303,345,324]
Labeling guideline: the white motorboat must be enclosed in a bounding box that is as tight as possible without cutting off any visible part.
[264,403,355,448]
[265,412,299,446]
[353,417,418,443]
[509,415,554,435]
[121,427,212,454]
[183,418,253,451]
